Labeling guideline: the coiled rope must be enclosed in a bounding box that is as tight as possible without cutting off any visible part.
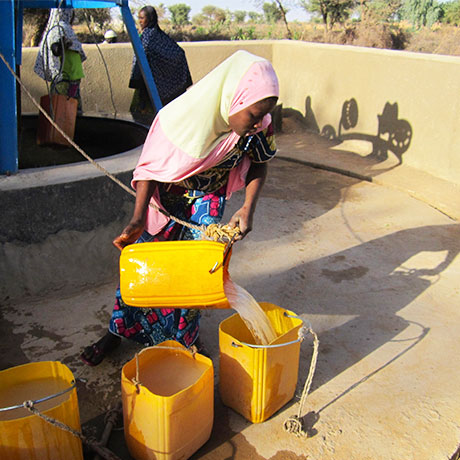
[283,324,319,437]
[0,51,238,243]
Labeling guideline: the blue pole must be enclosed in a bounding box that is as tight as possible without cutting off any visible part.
[121,2,163,111]
[0,0,18,174]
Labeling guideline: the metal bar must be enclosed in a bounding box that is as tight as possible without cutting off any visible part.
[231,338,302,349]
[21,0,121,8]
[120,3,163,112]
[15,2,24,64]
[0,380,77,412]
[0,0,18,174]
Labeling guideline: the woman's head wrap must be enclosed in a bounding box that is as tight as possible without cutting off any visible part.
[132,50,279,235]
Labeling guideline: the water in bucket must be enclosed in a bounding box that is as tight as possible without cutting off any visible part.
[0,361,83,460]
[138,352,210,397]
[0,377,69,422]
[122,341,213,460]
[219,303,303,423]
[224,275,277,345]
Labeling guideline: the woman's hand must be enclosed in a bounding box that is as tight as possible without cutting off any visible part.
[228,162,268,240]
[112,220,145,250]
[228,206,253,240]
[112,180,158,251]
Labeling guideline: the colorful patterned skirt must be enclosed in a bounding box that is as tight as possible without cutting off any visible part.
[108,185,227,348]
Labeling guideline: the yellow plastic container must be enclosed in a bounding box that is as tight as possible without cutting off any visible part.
[219,303,303,423]
[0,361,83,460]
[119,240,231,308]
[122,340,214,460]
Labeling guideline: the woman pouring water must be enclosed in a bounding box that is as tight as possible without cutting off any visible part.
[80,50,279,366]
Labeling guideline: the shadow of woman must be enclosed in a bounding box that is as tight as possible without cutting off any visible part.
[242,223,460,434]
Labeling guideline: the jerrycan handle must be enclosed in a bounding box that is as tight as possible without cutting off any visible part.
[209,233,237,274]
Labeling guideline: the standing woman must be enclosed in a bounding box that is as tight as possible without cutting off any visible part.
[80,50,279,366]
[129,6,192,124]
[34,8,86,113]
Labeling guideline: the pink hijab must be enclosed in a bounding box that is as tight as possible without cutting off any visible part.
[132,50,279,235]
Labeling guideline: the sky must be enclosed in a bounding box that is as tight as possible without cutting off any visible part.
[129,0,310,22]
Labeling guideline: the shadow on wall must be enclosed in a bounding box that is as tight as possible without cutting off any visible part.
[300,96,413,166]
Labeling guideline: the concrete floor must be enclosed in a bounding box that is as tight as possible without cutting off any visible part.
[1,129,460,460]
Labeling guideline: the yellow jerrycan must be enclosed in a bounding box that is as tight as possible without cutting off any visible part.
[0,361,83,460]
[122,340,214,460]
[119,240,232,308]
[219,302,303,423]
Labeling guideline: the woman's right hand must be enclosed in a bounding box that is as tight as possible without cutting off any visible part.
[112,220,145,251]
[113,180,158,251]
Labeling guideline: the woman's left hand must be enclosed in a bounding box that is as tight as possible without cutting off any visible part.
[228,206,253,240]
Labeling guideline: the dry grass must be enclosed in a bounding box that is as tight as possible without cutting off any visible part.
[23,19,460,57]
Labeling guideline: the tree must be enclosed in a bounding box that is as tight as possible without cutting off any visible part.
[263,2,283,22]
[234,10,247,23]
[299,0,357,30]
[23,9,49,46]
[400,0,443,28]
[168,4,191,26]
[74,8,111,31]
[359,0,403,23]
[443,0,460,25]
[248,11,264,22]
[202,5,228,23]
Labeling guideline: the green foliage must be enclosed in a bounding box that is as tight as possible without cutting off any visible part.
[248,11,264,23]
[361,0,403,23]
[443,0,460,25]
[202,5,228,23]
[231,26,257,40]
[234,10,247,23]
[168,3,191,26]
[299,0,357,30]
[23,9,49,46]
[400,0,444,28]
[263,2,283,23]
[155,3,167,20]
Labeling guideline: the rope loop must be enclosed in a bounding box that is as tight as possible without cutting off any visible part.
[283,415,306,437]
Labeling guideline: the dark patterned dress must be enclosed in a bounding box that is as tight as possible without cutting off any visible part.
[108,126,277,348]
[129,25,192,123]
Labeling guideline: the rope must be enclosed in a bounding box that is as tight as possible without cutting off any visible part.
[83,12,117,116]
[0,50,237,240]
[283,325,319,437]
[23,400,122,460]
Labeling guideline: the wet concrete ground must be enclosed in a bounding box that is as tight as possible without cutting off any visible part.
[1,130,460,459]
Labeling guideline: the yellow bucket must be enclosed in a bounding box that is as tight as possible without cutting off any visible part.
[119,240,231,308]
[0,361,83,460]
[219,303,303,423]
[122,340,214,460]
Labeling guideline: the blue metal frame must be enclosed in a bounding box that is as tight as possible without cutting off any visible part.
[0,0,162,175]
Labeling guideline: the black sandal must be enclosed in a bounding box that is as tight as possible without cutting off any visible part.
[80,333,121,366]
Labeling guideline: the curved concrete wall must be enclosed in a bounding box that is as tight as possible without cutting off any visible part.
[4,40,458,301]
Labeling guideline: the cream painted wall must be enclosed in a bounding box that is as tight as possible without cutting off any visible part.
[21,40,460,186]
[271,40,460,186]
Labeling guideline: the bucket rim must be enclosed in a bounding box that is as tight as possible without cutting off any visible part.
[0,379,76,413]
[227,311,310,349]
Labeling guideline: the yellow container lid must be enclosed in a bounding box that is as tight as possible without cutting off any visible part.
[119,240,230,308]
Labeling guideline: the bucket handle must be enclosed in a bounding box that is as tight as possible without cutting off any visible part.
[0,379,77,413]
[231,312,312,349]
